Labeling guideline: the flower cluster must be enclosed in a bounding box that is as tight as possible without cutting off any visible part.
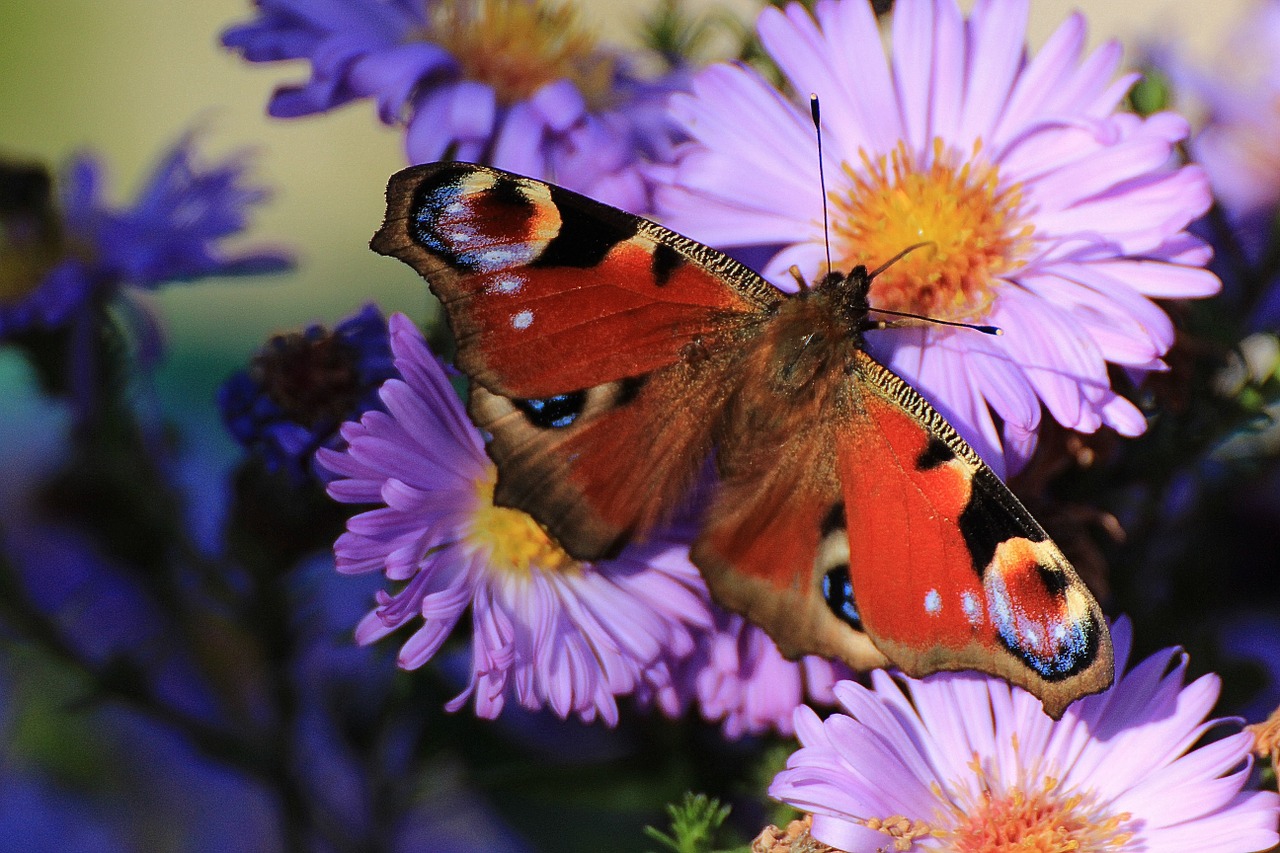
[318,314,714,724]
[771,619,1280,853]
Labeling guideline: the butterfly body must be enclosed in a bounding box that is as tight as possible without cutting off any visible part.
[374,161,1113,718]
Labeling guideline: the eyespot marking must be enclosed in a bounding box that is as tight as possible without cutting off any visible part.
[513,391,586,429]
[408,168,555,273]
[822,565,861,628]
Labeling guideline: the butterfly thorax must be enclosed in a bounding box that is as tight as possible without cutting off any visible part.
[712,270,873,481]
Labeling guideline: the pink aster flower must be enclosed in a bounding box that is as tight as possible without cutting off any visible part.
[317,314,712,724]
[654,0,1219,475]
[674,612,849,739]
[770,618,1280,853]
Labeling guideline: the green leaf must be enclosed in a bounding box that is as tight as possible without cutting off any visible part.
[644,792,733,853]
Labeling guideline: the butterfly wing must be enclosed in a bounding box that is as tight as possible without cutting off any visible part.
[690,363,891,674]
[834,348,1113,718]
[372,162,780,559]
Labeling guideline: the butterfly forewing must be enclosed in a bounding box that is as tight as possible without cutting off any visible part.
[374,162,779,397]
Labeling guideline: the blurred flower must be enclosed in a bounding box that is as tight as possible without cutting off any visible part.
[667,612,848,739]
[770,618,1280,853]
[222,0,685,211]
[0,135,289,341]
[220,304,396,484]
[653,0,1218,476]
[1156,1,1280,223]
[318,314,712,724]
[1152,1,1280,327]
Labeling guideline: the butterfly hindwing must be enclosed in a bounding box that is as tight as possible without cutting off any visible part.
[835,349,1113,718]
[690,363,889,673]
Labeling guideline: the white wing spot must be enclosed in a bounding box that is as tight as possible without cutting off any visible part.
[924,589,942,615]
[490,274,524,294]
[961,591,982,626]
[512,310,534,330]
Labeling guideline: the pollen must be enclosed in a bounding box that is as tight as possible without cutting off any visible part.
[830,138,1034,323]
[862,815,936,852]
[421,0,615,110]
[936,753,1135,853]
[464,470,576,575]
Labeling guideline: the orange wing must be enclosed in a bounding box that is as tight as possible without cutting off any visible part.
[835,349,1113,718]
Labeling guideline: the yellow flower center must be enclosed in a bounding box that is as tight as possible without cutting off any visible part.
[421,0,615,110]
[930,753,1135,853]
[830,138,1033,323]
[465,469,576,576]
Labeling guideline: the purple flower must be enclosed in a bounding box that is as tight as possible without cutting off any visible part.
[1152,2,1280,327]
[317,314,712,724]
[652,0,1219,476]
[1156,2,1280,223]
[222,0,684,212]
[0,136,289,339]
[219,304,396,484]
[667,612,849,739]
[770,618,1280,853]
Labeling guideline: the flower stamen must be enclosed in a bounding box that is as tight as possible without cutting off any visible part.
[830,138,1033,323]
[938,750,1135,853]
[420,0,615,109]
[862,815,936,851]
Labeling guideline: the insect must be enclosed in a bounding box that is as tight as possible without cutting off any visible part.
[371,160,1114,719]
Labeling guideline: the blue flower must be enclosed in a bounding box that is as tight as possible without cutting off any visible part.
[0,136,290,340]
[219,304,397,484]
[222,0,685,211]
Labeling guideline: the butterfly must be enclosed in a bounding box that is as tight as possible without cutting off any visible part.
[371,161,1114,719]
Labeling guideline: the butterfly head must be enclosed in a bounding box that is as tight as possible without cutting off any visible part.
[812,264,875,335]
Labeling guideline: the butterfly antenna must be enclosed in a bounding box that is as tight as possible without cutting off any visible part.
[865,242,1003,336]
[810,94,833,282]
[866,241,933,279]
[867,306,1003,335]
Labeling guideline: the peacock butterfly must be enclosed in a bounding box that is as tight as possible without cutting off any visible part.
[371,161,1114,719]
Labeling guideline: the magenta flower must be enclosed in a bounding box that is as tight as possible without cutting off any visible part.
[317,314,712,724]
[653,0,1219,476]
[222,0,683,212]
[770,618,1280,853]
